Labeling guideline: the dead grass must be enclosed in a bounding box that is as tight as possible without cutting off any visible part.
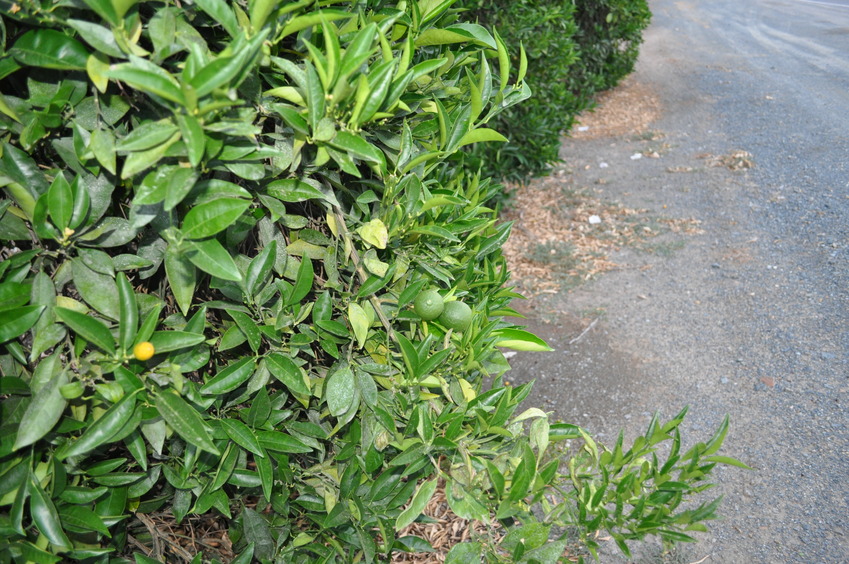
[502,175,702,296]
[570,76,662,139]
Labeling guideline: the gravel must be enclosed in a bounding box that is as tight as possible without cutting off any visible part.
[505,0,849,562]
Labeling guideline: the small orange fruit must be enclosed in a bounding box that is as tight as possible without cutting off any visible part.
[133,341,155,361]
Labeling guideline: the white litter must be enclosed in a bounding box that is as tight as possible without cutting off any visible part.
[630,153,642,160]
[599,162,609,168]
[588,215,602,225]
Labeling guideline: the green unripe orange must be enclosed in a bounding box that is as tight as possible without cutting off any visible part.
[414,289,444,320]
[439,301,472,332]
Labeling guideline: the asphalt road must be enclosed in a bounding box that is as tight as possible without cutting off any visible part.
[508,0,849,562]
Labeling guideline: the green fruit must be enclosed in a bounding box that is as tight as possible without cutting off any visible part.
[414,289,444,320]
[438,300,472,331]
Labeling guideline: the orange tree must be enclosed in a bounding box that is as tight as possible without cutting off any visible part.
[0,1,744,562]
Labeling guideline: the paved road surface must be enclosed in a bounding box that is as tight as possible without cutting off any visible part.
[509,0,849,561]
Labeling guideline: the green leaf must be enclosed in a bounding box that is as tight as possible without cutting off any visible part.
[255,448,273,501]
[148,330,206,353]
[13,368,68,451]
[89,128,117,175]
[0,305,44,344]
[59,505,111,537]
[47,174,73,231]
[193,0,240,38]
[116,120,180,152]
[304,60,325,133]
[325,364,357,417]
[117,273,138,352]
[256,430,312,453]
[155,391,219,455]
[493,329,553,352]
[28,476,72,551]
[703,455,753,470]
[231,310,261,353]
[200,357,256,395]
[164,249,196,316]
[266,178,338,206]
[221,418,264,457]
[395,478,438,531]
[286,256,313,306]
[11,30,89,70]
[185,238,243,282]
[66,19,124,58]
[245,240,276,298]
[266,353,310,396]
[444,542,482,564]
[182,198,251,239]
[54,307,115,354]
[106,61,186,106]
[57,391,138,460]
[71,258,120,320]
[176,113,205,168]
[457,127,508,149]
[330,130,384,164]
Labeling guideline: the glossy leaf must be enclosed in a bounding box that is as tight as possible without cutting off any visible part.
[13,368,68,451]
[182,198,251,239]
[11,30,89,70]
[325,364,357,417]
[28,477,72,550]
[155,391,219,455]
[0,305,44,344]
[54,307,115,354]
[148,330,206,353]
[185,238,243,282]
[57,391,138,460]
[200,357,256,395]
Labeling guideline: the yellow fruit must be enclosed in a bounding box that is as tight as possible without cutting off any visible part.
[438,301,472,331]
[133,341,155,361]
[414,289,444,321]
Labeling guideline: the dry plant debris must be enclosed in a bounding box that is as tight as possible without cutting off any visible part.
[392,482,504,563]
[570,76,662,139]
[502,175,703,296]
[701,150,755,170]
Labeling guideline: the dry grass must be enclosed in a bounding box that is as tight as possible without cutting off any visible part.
[570,76,662,140]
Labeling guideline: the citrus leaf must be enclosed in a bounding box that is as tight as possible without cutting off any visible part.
[494,329,553,352]
[266,353,311,396]
[148,330,205,353]
[182,198,251,239]
[12,368,68,451]
[57,390,138,460]
[155,391,219,455]
[200,357,256,395]
[11,29,89,70]
[325,364,357,417]
[28,477,72,551]
[221,418,264,457]
[54,307,115,354]
[347,302,369,349]
[185,238,242,282]
[164,249,196,316]
[0,305,44,344]
[395,478,438,531]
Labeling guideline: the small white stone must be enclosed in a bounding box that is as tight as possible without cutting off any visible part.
[599,162,609,168]
[588,215,602,225]
[630,153,643,160]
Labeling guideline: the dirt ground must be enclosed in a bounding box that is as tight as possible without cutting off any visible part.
[504,1,849,562]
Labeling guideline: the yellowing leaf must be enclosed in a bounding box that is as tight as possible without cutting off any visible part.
[347,302,369,349]
[357,219,388,249]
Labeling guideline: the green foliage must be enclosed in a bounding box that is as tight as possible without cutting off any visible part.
[572,0,653,93]
[457,0,651,183]
[0,0,738,562]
